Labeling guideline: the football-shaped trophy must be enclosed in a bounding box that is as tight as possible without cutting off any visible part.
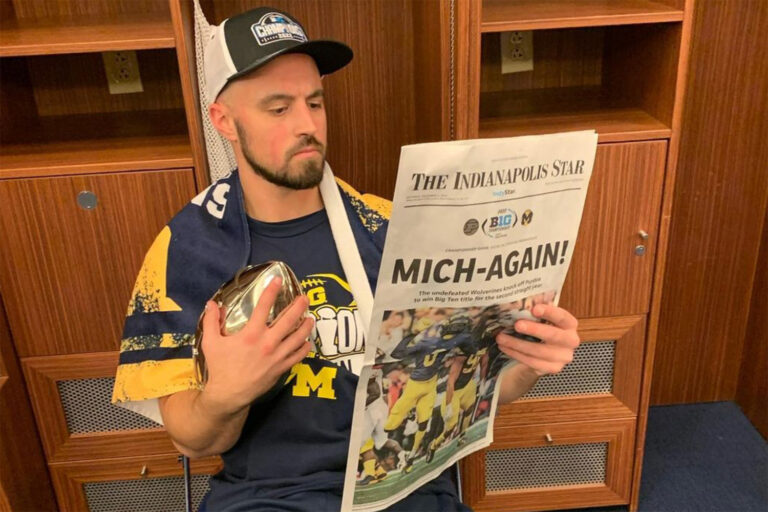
[192,261,304,395]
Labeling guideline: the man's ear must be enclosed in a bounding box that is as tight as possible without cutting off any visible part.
[208,101,238,142]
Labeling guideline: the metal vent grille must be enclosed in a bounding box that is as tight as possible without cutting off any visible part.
[519,340,615,400]
[485,442,608,491]
[84,474,210,512]
[58,377,161,434]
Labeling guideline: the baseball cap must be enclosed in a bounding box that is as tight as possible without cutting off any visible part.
[204,7,353,102]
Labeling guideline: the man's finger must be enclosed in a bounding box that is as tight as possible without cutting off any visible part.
[269,295,310,341]
[512,320,580,349]
[502,349,561,376]
[274,316,315,359]
[279,335,313,374]
[532,304,578,330]
[243,276,284,333]
[202,300,222,340]
[497,332,573,364]
[275,320,315,374]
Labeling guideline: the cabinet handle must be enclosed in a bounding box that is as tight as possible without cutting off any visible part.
[545,433,553,444]
[634,245,646,256]
[77,191,98,210]
[139,465,148,477]
[638,230,649,240]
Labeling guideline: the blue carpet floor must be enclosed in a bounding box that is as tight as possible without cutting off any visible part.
[571,401,767,512]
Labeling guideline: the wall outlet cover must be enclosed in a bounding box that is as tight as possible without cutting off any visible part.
[501,30,534,74]
[102,50,144,95]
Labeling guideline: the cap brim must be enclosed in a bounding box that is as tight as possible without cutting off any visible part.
[225,40,353,88]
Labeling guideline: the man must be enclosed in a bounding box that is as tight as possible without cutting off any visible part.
[111,6,580,511]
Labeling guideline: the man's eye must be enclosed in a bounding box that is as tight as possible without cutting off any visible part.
[270,107,288,115]
[309,102,323,110]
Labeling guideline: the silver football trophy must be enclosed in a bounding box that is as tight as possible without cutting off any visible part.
[192,261,304,387]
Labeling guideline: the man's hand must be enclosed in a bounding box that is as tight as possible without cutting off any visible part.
[158,276,314,458]
[199,276,314,417]
[496,304,579,405]
[496,304,579,376]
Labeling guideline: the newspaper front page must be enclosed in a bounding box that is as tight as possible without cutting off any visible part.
[341,131,598,511]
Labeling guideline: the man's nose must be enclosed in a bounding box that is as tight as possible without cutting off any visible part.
[293,103,318,137]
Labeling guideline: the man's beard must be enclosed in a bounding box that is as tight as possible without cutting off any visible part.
[235,121,325,190]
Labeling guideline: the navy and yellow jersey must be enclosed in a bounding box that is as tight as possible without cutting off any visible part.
[111,169,388,422]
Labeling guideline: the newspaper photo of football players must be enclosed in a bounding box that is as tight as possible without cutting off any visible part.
[351,291,557,505]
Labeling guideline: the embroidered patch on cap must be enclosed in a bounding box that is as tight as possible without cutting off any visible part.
[251,12,308,46]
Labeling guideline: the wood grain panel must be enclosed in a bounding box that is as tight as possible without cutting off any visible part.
[0,169,196,356]
[0,13,176,56]
[0,110,192,178]
[479,107,671,143]
[652,0,768,404]
[26,50,184,117]
[454,0,483,139]
[559,141,667,318]
[736,206,768,439]
[9,0,170,19]
[22,352,177,462]
[412,0,451,143]
[603,22,681,126]
[476,23,680,142]
[461,418,635,511]
[0,297,57,511]
[0,58,37,142]
[49,453,221,512]
[627,2,695,507]
[169,0,211,190]
[481,29,603,94]
[201,0,432,199]
[481,0,684,31]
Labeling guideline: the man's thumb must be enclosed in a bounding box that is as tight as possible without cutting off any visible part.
[202,300,221,338]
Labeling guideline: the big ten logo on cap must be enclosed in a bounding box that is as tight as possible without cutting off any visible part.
[251,12,308,46]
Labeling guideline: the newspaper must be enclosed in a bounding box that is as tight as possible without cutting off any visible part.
[341,131,598,511]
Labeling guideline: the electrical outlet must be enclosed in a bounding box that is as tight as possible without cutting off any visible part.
[102,50,143,94]
[501,30,533,74]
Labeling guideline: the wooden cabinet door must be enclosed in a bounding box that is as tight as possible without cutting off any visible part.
[497,315,646,426]
[461,418,636,512]
[23,351,176,463]
[0,296,57,511]
[559,141,667,318]
[0,169,196,356]
[49,453,221,512]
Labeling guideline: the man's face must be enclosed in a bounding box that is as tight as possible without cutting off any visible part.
[221,54,327,189]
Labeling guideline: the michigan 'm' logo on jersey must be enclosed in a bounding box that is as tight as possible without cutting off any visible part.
[303,273,365,374]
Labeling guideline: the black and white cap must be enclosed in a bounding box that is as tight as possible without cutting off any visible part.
[204,7,353,102]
